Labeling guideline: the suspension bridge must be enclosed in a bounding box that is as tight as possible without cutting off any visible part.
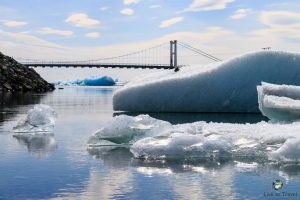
[19,41,222,70]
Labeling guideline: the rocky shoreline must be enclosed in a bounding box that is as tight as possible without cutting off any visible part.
[0,52,55,92]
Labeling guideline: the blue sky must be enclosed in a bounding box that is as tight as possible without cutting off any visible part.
[1,0,300,61]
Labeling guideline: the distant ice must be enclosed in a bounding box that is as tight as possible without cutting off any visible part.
[13,104,57,133]
[114,51,300,112]
[53,76,116,86]
[258,82,300,121]
[88,114,300,163]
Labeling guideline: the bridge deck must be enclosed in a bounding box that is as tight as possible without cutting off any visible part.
[23,63,177,69]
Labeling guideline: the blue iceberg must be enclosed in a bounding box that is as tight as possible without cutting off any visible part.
[53,76,116,86]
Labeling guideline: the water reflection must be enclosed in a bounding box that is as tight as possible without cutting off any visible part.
[0,92,46,125]
[88,147,133,168]
[13,134,57,158]
[87,147,300,199]
[87,146,300,179]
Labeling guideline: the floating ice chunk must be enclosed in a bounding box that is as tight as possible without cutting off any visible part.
[269,138,300,162]
[87,115,172,147]
[88,115,300,163]
[13,104,57,133]
[258,82,300,121]
[131,120,300,162]
[114,51,300,112]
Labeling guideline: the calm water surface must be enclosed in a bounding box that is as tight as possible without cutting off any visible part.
[0,87,299,200]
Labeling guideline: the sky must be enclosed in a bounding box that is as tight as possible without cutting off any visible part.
[1,0,300,81]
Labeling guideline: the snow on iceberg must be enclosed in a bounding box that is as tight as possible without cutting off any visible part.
[13,104,57,133]
[113,51,300,112]
[87,115,300,162]
[258,82,300,121]
[53,76,116,86]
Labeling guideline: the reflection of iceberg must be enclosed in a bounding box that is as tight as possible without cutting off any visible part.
[114,51,300,112]
[13,134,57,158]
[88,115,300,163]
[88,147,133,168]
[13,104,57,133]
[53,76,116,86]
[258,82,300,121]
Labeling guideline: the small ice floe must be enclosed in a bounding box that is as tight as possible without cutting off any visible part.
[87,114,300,163]
[257,82,300,121]
[13,104,57,133]
[87,114,172,148]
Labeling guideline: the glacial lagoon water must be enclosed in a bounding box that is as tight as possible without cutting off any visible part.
[0,87,300,200]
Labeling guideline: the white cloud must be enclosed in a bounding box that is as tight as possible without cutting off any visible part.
[3,20,27,27]
[150,5,161,9]
[86,32,100,38]
[160,17,183,28]
[38,27,74,36]
[100,6,108,11]
[0,29,68,60]
[260,11,300,28]
[184,0,235,12]
[65,13,100,28]
[120,8,134,15]
[123,0,139,5]
[253,11,300,41]
[230,8,252,20]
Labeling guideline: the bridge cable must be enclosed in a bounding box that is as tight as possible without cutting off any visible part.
[178,42,222,62]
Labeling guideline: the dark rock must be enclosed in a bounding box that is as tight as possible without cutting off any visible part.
[0,51,55,92]
[3,82,12,91]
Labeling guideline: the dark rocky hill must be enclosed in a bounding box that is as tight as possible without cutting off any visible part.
[0,52,54,92]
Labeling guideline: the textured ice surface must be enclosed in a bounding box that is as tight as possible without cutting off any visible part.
[88,115,300,162]
[258,82,300,121]
[87,115,172,146]
[53,76,116,86]
[114,51,300,112]
[13,104,57,133]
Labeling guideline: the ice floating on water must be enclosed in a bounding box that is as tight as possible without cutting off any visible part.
[87,115,172,146]
[258,82,300,121]
[114,51,300,112]
[53,76,116,86]
[88,115,300,163]
[13,104,57,133]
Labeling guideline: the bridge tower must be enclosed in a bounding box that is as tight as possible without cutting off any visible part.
[170,40,177,69]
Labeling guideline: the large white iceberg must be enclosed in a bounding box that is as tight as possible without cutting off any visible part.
[113,51,300,112]
[87,115,300,162]
[258,82,300,121]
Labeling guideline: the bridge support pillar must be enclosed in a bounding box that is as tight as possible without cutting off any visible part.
[170,40,178,70]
